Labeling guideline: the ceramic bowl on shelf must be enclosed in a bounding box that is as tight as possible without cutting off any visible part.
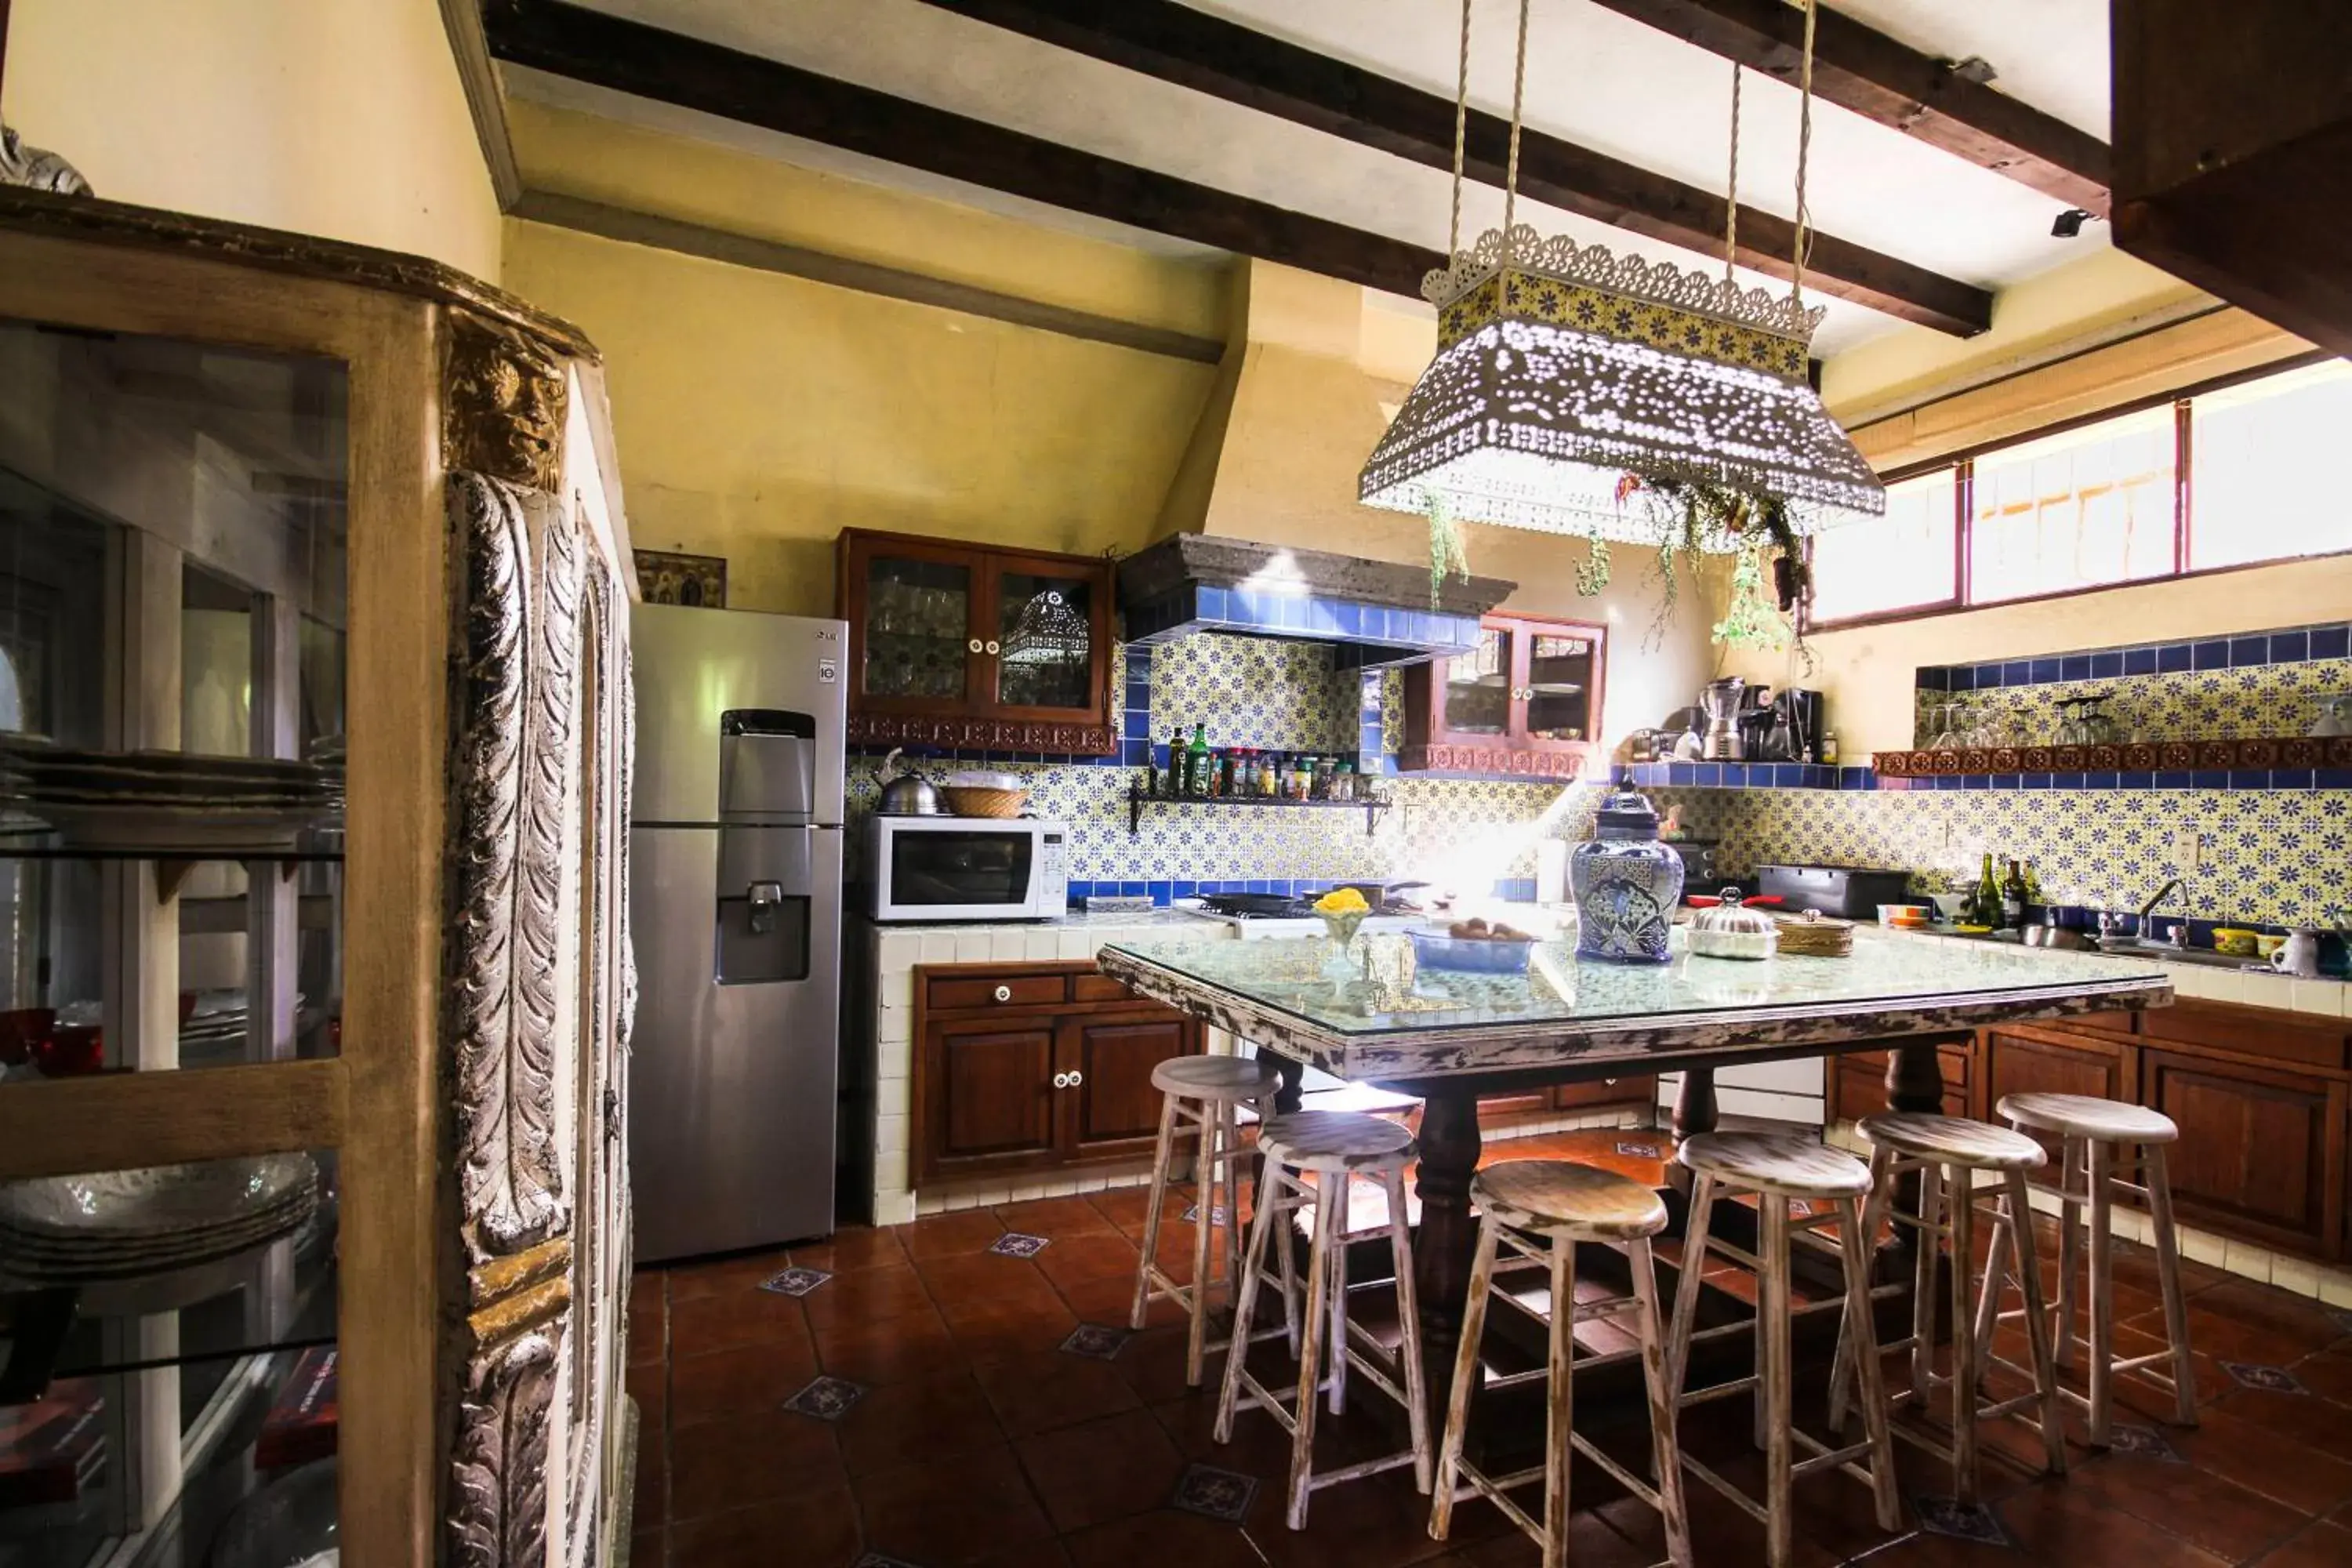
[1877,903,1933,928]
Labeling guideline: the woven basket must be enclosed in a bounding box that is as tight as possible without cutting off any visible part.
[942,785,1029,819]
[1772,910,1855,958]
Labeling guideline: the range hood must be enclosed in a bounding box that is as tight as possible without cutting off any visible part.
[1126,261,1515,666]
[1118,533,1513,669]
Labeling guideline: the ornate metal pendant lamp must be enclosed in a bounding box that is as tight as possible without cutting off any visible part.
[1359,0,1884,553]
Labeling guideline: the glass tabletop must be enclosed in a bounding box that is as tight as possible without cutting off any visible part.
[1099,927,2170,1040]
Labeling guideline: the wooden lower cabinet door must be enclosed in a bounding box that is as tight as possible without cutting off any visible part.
[2141,1048,2347,1260]
[920,1018,1060,1180]
[1555,1075,1656,1113]
[1065,1012,1199,1156]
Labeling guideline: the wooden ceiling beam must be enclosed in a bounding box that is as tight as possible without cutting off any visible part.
[483,0,1442,299]
[1583,0,2110,214]
[918,0,1989,336]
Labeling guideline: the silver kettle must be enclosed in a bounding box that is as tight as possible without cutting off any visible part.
[875,747,945,815]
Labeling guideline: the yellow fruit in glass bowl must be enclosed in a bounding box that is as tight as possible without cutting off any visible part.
[1313,887,1370,914]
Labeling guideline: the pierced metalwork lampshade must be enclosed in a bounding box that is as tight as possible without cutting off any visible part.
[1000,589,1089,667]
[1359,226,1885,546]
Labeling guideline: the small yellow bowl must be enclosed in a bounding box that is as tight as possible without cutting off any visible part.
[2212,927,2260,956]
[2256,934,2287,959]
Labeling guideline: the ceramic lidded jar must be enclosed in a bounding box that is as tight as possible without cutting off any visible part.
[1570,789,1684,964]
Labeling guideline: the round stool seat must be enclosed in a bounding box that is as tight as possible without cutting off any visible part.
[1675,1132,1871,1199]
[1474,1160,1668,1241]
[1259,1110,1414,1172]
[1150,1054,1284,1101]
[1998,1092,2177,1144]
[1857,1112,2046,1171]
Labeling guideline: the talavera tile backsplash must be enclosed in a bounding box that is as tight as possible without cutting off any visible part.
[851,630,2350,928]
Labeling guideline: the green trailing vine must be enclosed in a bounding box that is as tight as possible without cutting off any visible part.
[1573,536,1611,597]
[1425,492,1468,608]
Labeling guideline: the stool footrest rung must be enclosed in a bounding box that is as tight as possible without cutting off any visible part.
[1573,1434,1665,1512]
[1443,1466,1542,1543]
[1305,1450,1422,1492]
[1675,1376,1759,1410]
[1791,1440,1882,1480]
[1679,1457,1770,1525]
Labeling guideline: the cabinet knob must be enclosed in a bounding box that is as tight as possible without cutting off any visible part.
[993,984,1012,1002]
[1066,1070,1084,1088]
[984,640,1001,655]
[1052,1071,1073,1088]
[968,637,984,653]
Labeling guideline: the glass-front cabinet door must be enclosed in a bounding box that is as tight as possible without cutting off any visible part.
[846,535,977,709]
[1436,624,1514,739]
[987,557,1102,717]
[1523,624,1602,748]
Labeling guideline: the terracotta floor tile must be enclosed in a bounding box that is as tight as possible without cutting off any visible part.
[1112,1322,1229,1406]
[809,1299,968,1387]
[915,1248,1057,1307]
[660,1247,793,1303]
[2167,1399,2352,1515]
[628,1272,666,1365]
[666,1478,862,1568]
[899,1209,1011,1259]
[833,1368,1007,1475]
[1998,1479,2236,1567]
[2143,1302,2341,1370]
[1016,1407,1190,1533]
[2292,1346,2352,1406]
[2211,1382,2352,1462]
[1060,1507,1272,1568]
[788,1223,906,1276]
[997,1195,1123,1239]
[668,1335,822,1428]
[2189,1279,2352,1352]
[1597,1475,1841,1568]
[665,1283,811,1359]
[852,1440,1059,1566]
[2254,1518,2352,1567]
[1241,1461,1454,1568]
[1088,1184,1160,1233]
[1036,1230,1145,1290]
[795,1258,936,1328]
[2054,1448,2314,1562]
[975,1347,1145,1436]
[1055,1269,1194,1330]
[939,1289,1083,1363]
[667,1405,844,1523]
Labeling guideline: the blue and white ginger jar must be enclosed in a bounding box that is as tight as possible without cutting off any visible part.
[1570,789,1683,964]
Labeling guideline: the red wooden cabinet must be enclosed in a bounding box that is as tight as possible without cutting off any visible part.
[837,528,1118,754]
[913,962,1203,1184]
[1400,613,1605,779]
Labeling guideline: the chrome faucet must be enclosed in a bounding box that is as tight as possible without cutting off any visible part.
[2138,877,2187,945]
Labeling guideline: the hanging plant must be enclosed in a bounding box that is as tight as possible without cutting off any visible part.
[1573,536,1611,597]
[1712,543,1791,651]
[1427,492,1469,608]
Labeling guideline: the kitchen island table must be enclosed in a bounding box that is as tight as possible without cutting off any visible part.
[1097,930,2172,1373]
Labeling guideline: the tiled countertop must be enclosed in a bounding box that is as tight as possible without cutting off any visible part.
[1878,924,2350,1019]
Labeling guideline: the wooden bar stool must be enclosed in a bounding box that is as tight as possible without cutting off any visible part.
[1828,1113,2067,1499]
[1996,1092,2198,1445]
[1129,1054,1289,1388]
[1664,1134,1900,1568]
[1216,1109,1432,1530]
[1429,1160,1691,1568]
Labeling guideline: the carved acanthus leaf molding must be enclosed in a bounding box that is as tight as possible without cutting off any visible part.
[447,312,568,492]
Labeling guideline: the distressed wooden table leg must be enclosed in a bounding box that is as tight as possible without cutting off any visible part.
[1413,1090,1483,1362]
[1665,1066,1718,1203]
[1885,1039,1950,1261]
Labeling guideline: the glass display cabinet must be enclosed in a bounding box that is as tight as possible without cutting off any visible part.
[837,528,1116,754]
[1400,612,1606,778]
[0,183,638,1568]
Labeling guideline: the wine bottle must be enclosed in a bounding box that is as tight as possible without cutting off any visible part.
[1188,724,1210,797]
[2001,858,2027,930]
[1974,851,2000,927]
[1166,726,1188,796]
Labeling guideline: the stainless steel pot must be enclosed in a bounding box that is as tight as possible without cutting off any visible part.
[875,747,945,815]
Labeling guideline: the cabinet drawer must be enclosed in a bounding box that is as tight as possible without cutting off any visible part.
[2140,998,2350,1072]
[926,972,1067,1011]
[1070,974,1142,1004]
[1556,1074,1653,1111]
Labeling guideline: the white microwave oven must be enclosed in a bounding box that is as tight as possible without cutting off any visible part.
[866,815,1069,922]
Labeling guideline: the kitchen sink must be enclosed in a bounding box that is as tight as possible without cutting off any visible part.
[2095,940,2273,972]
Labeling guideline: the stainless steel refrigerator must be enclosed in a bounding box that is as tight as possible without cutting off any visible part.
[629,603,847,1261]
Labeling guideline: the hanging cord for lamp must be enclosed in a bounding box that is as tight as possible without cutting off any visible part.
[1447,0,1472,259]
[1722,60,1742,283]
[1790,0,1819,308]
[1501,0,1532,248]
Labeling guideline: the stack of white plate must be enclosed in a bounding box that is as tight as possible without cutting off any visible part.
[0,742,338,851]
[0,1152,320,1283]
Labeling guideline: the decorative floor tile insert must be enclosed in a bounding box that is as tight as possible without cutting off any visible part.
[1614,1141,1662,1159]
[757,1265,832,1298]
[1170,1462,1260,1524]
[988,1232,1052,1258]
[1060,1323,1131,1360]
[782,1374,868,1422]
[2220,1360,2307,1394]
[1179,1203,1229,1226]
[2104,1423,2187,1463]
[1911,1496,2012,1546]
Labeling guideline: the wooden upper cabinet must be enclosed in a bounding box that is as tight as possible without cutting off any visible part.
[837,528,1116,754]
[1400,613,1604,779]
